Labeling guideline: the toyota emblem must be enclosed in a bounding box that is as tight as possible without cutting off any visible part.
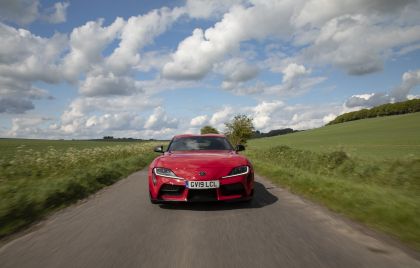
[199,171,206,176]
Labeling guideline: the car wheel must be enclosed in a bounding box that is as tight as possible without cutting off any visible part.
[242,197,252,203]
[241,190,254,203]
[240,195,253,203]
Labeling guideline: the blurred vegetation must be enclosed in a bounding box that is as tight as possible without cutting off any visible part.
[200,125,219,134]
[327,99,420,125]
[0,141,159,238]
[251,128,296,139]
[225,114,255,146]
[246,113,420,249]
[0,139,147,158]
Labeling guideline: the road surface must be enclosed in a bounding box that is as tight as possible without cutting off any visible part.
[1,169,419,268]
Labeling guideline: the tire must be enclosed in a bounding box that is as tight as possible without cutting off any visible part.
[241,189,254,203]
[241,197,252,203]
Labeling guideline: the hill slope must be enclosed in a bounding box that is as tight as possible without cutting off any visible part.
[249,112,420,160]
[245,113,420,249]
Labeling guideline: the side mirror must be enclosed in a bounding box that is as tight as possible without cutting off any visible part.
[154,145,164,153]
[235,144,245,152]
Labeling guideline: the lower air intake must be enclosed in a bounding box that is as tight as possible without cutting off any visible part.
[220,183,245,196]
[159,184,185,196]
[188,189,217,202]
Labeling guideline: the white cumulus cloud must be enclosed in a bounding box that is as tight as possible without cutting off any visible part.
[185,0,247,19]
[106,7,185,75]
[190,115,208,127]
[0,0,70,25]
[44,2,70,24]
[61,18,125,81]
[391,69,420,101]
[219,57,259,90]
[209,106,233,127]
[80,74,143,96]
[252,101,285,129]
[163,2,294,80]
[300,14,420,75]
[344,69,420,109]
[282,63,310,83]
[144,106,179,131]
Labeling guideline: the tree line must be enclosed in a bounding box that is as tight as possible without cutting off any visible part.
[251,128,297,138]
[202,98,420,147]
[327,99,420,125]
[201,115,296,146]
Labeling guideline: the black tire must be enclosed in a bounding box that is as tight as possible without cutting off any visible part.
[241,197,253,203]
[241,189,254,203]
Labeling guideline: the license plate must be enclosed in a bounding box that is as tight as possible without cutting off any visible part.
[186,180,220,189]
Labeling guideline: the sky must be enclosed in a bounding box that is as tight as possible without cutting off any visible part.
[0,0,420,139]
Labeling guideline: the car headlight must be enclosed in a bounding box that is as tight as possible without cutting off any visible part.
[223,166,249,178]
[154,167,179,179]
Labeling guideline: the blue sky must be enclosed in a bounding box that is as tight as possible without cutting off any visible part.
[0,0,420,139]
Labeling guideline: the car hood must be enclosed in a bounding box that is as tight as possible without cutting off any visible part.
[155,151,248,180]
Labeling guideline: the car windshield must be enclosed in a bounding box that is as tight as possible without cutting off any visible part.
[168,137,233,151]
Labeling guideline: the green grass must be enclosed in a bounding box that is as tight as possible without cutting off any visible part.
[0,140,160,237]
[0,139,148,158]
[249,112,420,160]
[246,113,420,249]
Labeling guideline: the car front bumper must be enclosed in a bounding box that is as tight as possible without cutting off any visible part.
[149,172,254,203]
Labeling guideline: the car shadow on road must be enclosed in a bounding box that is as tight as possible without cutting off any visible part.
[159,182,278,211]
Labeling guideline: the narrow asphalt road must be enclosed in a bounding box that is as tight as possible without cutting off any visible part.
[1,169,419,268]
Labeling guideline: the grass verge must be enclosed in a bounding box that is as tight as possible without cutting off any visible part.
[249,112,420,160]
[0,142,159,238]
[245,146,420,249]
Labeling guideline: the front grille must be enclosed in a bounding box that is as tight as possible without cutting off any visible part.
[220,183,245,196]
[187,189,217,202]
[159,184,185,196]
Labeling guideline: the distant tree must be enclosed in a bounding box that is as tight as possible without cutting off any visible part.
[224,114,255,146]
[251,128,295,139]
[103,136,114,140]
[327,99,420,125]
[200,125,219,134]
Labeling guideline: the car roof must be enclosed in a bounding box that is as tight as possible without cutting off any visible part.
[172,134,226,139]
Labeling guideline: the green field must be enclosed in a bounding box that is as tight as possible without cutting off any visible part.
[0,139,150,158]
[1,114,420,248]
[249,112,420,160]
[0,139,160,237]
[246,112,420,249]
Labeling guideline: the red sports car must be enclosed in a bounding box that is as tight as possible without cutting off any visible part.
[148,134,254,203]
